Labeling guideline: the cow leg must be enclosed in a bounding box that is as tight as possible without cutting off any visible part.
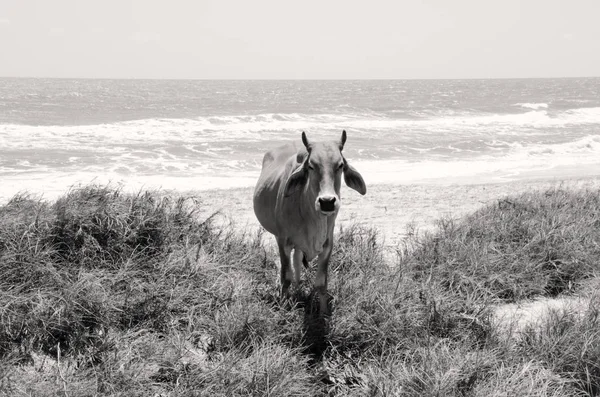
[292,248,303,287]
[277,237,293,298]
[315,237,333,316]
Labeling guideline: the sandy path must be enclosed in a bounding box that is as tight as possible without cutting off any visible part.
[194,177,600,246]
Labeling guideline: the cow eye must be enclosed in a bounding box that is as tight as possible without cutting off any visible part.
[308,163,315,170]
[337,162,344,170]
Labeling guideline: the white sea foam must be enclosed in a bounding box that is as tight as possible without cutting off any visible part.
[0,111,600,157]
[3,108,600,151]
[356,135,600,185]
[515,103,549,110]
[3,108,600,203]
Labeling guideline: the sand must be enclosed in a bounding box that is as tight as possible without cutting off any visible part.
[194,176,600,246]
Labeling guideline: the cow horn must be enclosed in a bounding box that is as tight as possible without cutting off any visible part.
[301,131,312,152]
[339,130,347,150]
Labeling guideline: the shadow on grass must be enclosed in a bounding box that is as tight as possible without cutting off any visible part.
[301,290,332,362]
[273,287,333,363]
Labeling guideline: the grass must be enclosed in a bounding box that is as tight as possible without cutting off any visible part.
[1,184,600,396]
[405,188,600,302]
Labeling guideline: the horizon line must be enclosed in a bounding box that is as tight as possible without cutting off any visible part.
[1,75,599,81]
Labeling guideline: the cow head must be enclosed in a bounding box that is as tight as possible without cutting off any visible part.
[284,130,366,215]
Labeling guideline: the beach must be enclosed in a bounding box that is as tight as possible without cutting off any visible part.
[195,176,600,246]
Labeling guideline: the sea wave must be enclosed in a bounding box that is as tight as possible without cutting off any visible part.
[2,108,600,193]
[2,107,600,149]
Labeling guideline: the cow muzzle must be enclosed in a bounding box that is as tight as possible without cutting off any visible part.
[316,195,339,215]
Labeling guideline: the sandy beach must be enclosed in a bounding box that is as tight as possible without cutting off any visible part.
[195,176,600,246]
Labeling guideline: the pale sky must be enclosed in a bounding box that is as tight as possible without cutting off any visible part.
[0,0,598,79]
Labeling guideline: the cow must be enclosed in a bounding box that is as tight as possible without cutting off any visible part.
[253,130,366,315]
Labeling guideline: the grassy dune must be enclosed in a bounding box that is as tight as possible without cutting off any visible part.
[1,185,599,396]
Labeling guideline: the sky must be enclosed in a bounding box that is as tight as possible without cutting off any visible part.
[0,0,598,79]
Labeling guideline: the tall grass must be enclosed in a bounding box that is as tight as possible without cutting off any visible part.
[404,187,600,302]
[1,185,599,396]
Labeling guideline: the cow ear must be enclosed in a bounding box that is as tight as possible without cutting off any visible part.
[343,163,367,195]
[284,164,308,197]
[296,149,308,164]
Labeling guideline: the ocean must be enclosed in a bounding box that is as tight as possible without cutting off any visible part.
[1,78,600,202]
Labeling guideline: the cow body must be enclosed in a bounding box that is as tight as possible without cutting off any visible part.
[253,131,366,315]
[254,141,333,261]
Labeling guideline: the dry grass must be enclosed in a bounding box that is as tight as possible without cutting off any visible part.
[1,184,599,396]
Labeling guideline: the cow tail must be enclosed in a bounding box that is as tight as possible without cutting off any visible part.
[302,253,309,268]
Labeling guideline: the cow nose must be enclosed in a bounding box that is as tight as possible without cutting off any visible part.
[318,196,337,212]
